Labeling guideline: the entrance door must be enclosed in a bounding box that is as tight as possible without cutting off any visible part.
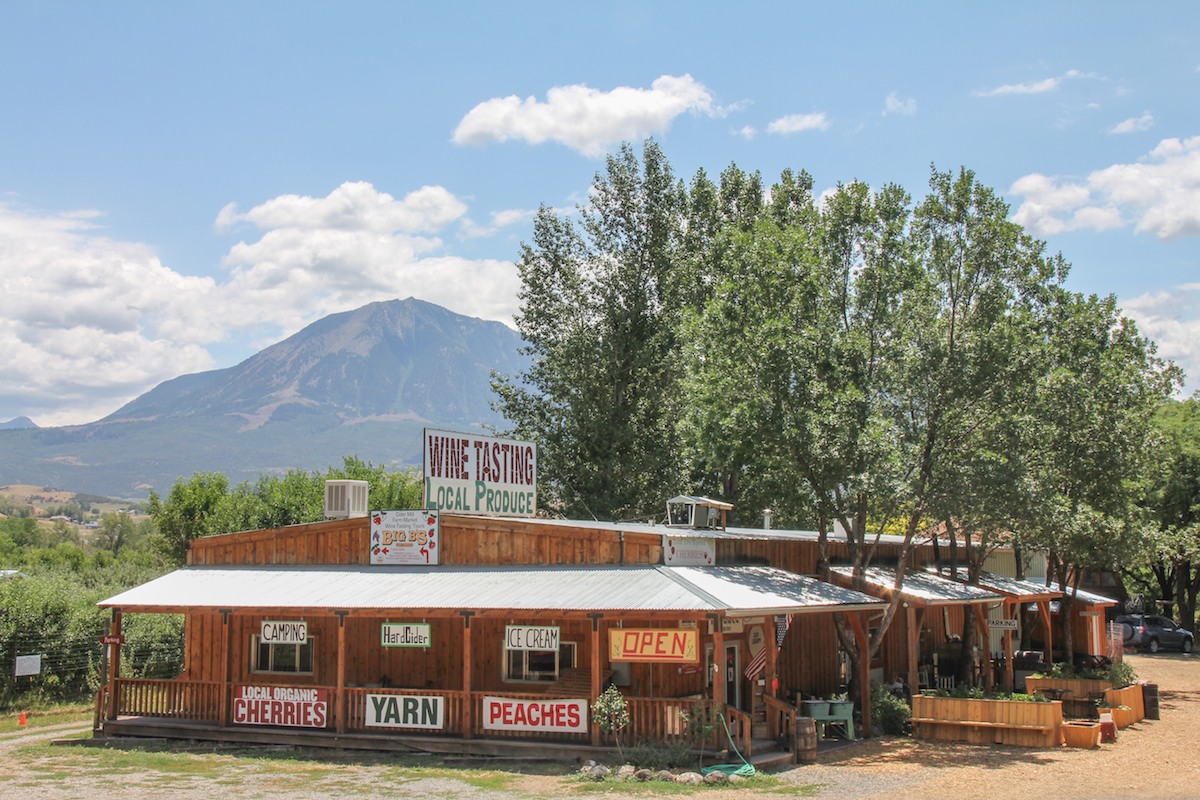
[724,643,740,710]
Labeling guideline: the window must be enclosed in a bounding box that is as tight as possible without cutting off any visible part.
[503,642,576,682]
[252,635,315,675]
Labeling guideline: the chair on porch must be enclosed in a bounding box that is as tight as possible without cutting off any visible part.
[936,675,956,690]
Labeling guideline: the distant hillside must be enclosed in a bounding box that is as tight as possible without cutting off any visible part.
[0,417,37,430]
[0,298,529,498]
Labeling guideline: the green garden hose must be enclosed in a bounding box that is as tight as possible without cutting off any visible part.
[699,711,757,778]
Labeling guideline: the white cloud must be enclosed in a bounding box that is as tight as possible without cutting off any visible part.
[1,182,521,426]
[215,181,466,234]
[1123,286,1200,395]
[767,112,831,135]
[883,91,917,116]
[452,74,718,157]
[974,69,1092,98]
[1009,136,1200,239]
[735,125,757,140]
[1109,112,1155,134]
[458,207,536,239]
[0,203,218,426]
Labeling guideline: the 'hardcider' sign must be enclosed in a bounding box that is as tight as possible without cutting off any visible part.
[482,696,587,733]
[381,623,432,648]
[609,628,699,663]
[371,510,439,565]
[423,429,537,516]
[233,685,327,728]
[365,694,444,730]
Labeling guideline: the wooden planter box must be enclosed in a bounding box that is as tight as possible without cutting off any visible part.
[912,695,1062,748]
[1061,721,1101,749]
[1103,685,1144,727]
[1023,677,1113,718]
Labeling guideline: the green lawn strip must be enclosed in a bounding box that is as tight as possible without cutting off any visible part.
[0,706,92,734]
[566,774,818,796]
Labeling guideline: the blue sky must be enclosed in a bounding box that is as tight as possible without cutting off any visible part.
[2,2,1198,426]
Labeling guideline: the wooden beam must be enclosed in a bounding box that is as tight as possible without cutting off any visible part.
[849,612,871,738]
[106,609,122,721]
[219,609,233,727]
[1003,602,1016,692]
[710,614,726,710]
[589,613,603,747]
[1038,600,1054,662]
[335,611,348,734]
[905,604,920,695]
[972,605,993,692]
[461,611,474,738]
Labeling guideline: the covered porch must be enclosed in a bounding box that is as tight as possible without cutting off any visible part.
[95,563,883,759]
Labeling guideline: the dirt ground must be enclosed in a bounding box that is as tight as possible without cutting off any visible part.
[2,652,1196,799]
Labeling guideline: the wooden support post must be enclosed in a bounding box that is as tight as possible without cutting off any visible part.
[905,604,920,695]
[1038,600,1054,664]
[219,609,233,727]
[461,611,474,738]
[849,612,871,738]
[106,609,122,721]
[1003,602,1016,692]
[335,611,348,734]
[710,614,726,710]
[973,605,994,692]
[589,613,603,747]
[765,616,779,699]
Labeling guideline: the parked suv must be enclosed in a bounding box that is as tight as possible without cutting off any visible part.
[1116,614,1195,653]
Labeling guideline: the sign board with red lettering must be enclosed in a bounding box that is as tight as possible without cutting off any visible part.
[482,696,587,733]
[371,510,439,565]
[608,628,699,663]
[663,536,715,566]
[232,685,328,728]
[423,428,537,517]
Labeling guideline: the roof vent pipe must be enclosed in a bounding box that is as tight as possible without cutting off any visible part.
[763,508,773,530]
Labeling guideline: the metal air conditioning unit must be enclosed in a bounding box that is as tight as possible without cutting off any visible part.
[665,495,733,530]
[324,480,369,519]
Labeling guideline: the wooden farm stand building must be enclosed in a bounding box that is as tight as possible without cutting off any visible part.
[96,511,891,759]
[94,505,1105,757]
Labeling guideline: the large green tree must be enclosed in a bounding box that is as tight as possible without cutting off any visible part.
[493,140,688,520]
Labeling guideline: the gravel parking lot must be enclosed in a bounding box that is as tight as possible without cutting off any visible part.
[2,652,1195,799]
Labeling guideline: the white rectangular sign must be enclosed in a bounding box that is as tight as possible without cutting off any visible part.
[664,535,715,566]
[986,618,1019,631]
[371,509,439,565]
[260,620,307,644]
[381,623,432,648]
[505,625,560,651]
[14,654,41,677]
[365,694,444,730]
[482,696,587,733]
[423,429,537,516]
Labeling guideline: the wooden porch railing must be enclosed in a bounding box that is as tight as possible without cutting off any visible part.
[94,680,756,756]
[763,694,796,742]
[722,704,752,757]
[113,678,224,722]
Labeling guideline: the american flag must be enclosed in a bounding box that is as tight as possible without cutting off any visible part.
[743,614,792,679]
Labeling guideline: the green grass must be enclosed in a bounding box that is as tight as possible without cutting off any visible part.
[0,706,92,735]
[2,739,820,797]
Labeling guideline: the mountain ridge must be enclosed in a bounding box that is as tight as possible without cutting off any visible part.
[0,298,528,498]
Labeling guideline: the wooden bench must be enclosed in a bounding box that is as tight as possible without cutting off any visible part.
[911,717,1053,731]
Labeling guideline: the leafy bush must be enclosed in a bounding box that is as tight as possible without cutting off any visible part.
[871,682,911,735]
[620,739,695,770]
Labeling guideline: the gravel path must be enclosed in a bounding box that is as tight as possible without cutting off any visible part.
[3,653,1196,799]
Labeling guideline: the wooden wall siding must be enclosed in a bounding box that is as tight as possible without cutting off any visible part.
[775,615,842,698]
[187,516,664,568]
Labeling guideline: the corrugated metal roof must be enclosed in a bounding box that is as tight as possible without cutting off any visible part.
[1047,581,1118,606]
[98,564,884,615]
[930,567,1062,601]
[830,566,1001,605]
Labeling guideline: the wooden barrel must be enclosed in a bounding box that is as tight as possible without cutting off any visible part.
[1142,683,1160,720]
[793,716,818,764]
